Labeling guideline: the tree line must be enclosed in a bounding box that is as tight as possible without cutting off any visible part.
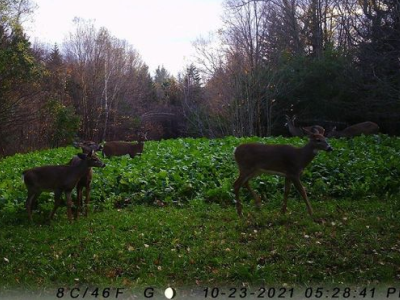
[1,0,399,157]
[193,0,400,137]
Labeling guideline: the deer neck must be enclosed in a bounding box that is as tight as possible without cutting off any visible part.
[299,142,319,168]
[289,122,303,136]
[69,159,90,177]
[288,122,297,134]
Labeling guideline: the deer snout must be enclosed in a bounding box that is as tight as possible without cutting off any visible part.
[326,145,333,152]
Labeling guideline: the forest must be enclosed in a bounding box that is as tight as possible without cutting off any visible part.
[1,0,400,157]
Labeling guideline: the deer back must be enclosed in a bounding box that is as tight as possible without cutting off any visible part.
[103,141,134,157]
[103,139,145,158]
[342,121,379,136]
[235,143,304,176]
[328,121,379,138]
[24,164,87,191]
[235,133,332,177]
[24,151,104,191]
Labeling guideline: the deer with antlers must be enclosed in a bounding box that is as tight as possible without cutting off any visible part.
[285,115,325,137]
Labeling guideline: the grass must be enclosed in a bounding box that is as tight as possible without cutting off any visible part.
[1,196,399,293]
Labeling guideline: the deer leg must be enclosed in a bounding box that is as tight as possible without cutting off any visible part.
[281,177,291,214]
[84,182,91,217]
[74,185,83,220]
[65,191,73,222]
[31,195,39,210]
[49,190,62,220]
[292,178,314,215]
[26,191,34,220]
[234,170,257,217]
[244,181,261,210]
[234,176,245,217]
[26,190,40,222]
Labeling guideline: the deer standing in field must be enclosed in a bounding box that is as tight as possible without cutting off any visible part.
[23,150,105,222]
[285,115,325,137]
[71,141,104,218]
[233,130,333,217]
[102,132,147,158]
[327,121,379,138]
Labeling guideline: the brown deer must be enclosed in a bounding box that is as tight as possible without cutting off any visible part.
[70,141,104,218]
[233,130,333,217]
[23,150,105,222]
[327,121,379,138]
[102,133,147,158]
[285,115,325,137]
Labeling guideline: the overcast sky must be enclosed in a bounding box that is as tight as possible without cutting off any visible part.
[26,0,224,76]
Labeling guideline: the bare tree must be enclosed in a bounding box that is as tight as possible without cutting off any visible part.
[63,18,148,142]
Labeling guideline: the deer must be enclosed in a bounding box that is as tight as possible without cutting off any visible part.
[102,132,147,158]
[70,141,104,218]
[327,121,379,138]
[285,115,325,137]
[23,150,105,222]
[233,129,333,217]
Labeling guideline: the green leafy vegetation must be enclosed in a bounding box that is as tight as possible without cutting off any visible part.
[1,135,399,212]
[0,135,399,290]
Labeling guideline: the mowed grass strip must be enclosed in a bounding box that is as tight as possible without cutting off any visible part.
[1,197,399,289]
